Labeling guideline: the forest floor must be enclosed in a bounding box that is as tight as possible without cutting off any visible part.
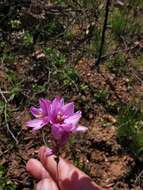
[0,1,143,189]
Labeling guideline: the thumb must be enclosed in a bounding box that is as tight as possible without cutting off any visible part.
[36,178,59,190]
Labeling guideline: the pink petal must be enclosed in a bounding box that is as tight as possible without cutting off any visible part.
[39,98,51,115]
[75,125,88,132]
[51,124,69,146]
[51,124,63,140]
[62,102,74,117]
[26,118,48,131]
[61,123,73,132]
[60,97,64,106]
[52,97,64,111]
[64,111,81,126]
[49,97,64,122]
[30,107,42,118]
[26,119,44,130]
[45,148,54,157]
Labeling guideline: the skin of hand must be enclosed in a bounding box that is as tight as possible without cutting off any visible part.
[26,146,101,190]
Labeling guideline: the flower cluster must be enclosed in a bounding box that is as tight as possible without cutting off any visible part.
[26,97,87,146]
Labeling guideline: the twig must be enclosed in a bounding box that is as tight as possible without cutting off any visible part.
[0,88,18,144]
[0,91,10,94]
[0,88,7,103]
[93,41,142,103]
[94,0,111,68]
[135,169,143,185]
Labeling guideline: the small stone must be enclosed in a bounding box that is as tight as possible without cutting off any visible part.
[87,73,91,77]
[37,53,45,59]
[89,113,94,119]
[81,95,86,101]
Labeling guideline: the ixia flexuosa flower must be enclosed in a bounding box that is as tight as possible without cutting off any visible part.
[26,97,87,146]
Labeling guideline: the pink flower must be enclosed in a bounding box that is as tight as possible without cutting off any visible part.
[49,97,87,146]
[26,97,87,146]
[26,98,51,131]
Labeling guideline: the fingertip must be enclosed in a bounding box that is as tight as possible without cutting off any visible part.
[39,146,53,160]
[38,146,78,183]
[36,178,58,190]
[39,146,47,153]
[26,158,50,180]
[38,146,47,159]
[26,158,36,173]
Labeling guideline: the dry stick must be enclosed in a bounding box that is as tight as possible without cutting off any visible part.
[94,0,111,68]
[135,169,143,186]
[0,88,18,144]
[91,0,123,102]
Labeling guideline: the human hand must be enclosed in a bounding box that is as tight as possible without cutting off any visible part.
[26,146,101,190]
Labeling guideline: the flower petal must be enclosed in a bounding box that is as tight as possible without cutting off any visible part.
[62,102,74,117]
[75,125,88,132]
[61,123,73,132]
[30,107,42,118]
[26,118,48,131]
[51,124,63,140]
[39,98,51,115]
[52,97,64,111]
[49,97,64,123]
[51,124,69,146]
[45,148,54,157]
[64,111,81,126]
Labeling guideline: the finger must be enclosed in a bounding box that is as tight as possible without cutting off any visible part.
[39,146,101,190]
[26,158,51,180]
[36,178,59,190]
[39,146,87,181]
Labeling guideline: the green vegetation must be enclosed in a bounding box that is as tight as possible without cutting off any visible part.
[10,19,21,29]
[110,6,143,39]
[22,31,33,47]
[52,0,65,4]
[0,50,15,65]
[43,47,79,88]
[32,83,47,94]
[107,52,126,73]
[110,8,126,37]
[7,71,22,102]
[57,66,79,88]
[117,105,143,157]
[94,89,109,103]
[0,165,16,190]
[79,0,97,9]
[44,47,66,67]
[0,101,5,114]
[90,28,103,56]
[80,84,89,92]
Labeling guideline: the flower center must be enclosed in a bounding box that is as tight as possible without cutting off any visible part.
[56,112,64,123]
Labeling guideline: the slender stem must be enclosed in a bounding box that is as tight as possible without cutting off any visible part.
[56,159,60,190]
[95,0,111,68]
[55,143,61,190]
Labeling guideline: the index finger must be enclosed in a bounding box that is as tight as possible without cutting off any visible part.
[39,146,101,190]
